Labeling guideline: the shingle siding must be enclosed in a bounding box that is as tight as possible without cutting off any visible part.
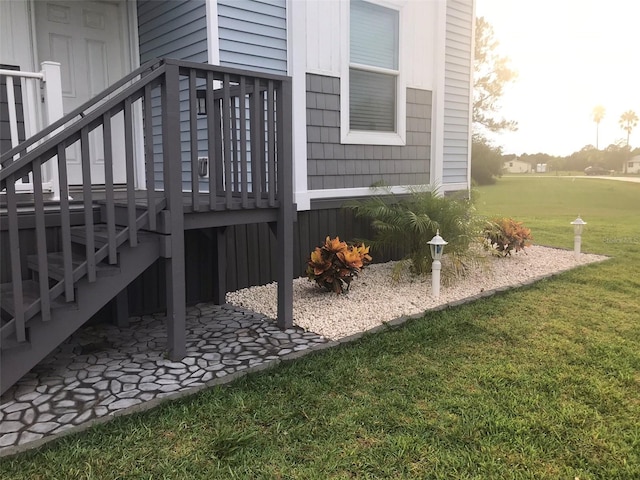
[306,74,432,190]
[218,0,287,75]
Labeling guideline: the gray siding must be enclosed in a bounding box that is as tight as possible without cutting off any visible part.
[137,0,208,191]
[138,0,208,63]
[306,74,431,190]
[218,0,287,75]
[442,0,473,185]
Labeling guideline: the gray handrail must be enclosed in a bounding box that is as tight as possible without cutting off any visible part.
[0,58,163,166]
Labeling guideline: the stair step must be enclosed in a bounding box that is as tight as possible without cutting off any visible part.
[70,224,157,248]
[0,280,73,320]
[70,224,126,248]
[1,236,161,394]
[27,252,121,281]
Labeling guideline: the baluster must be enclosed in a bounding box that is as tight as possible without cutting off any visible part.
[80,127,96,282]
[206,71,217,209]
[144,84,157,230]
[32,157,51,321]
[103,111,117,264]
[222,74,233,208]
[239,76,248,208]
[189,69,200,211]
[124,98,137,246]
[57,144,74,301]
[5,174,25,342]
[267,80,276,207]
[251,78,263,207]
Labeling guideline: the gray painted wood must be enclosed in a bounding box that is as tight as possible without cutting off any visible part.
[1,58,296,394]
[443,0,473,185]
[218,0,287,75]
[306,74,432,189]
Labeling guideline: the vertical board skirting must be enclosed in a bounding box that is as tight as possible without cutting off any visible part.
[2,207,406,320]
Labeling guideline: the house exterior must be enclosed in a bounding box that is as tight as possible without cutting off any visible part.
[503,159,532,174]
[0,0,475,394]
[627,155,640,174]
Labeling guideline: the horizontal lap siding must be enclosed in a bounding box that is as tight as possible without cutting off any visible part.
[218,0,287,75]
[306,74,432,190]
[138,1,208,62]
[137,0,208,191]
[443,0,473,186]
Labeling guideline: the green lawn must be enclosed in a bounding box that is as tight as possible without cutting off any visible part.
[2,177,639,479]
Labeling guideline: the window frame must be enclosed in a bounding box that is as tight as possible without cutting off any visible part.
[340,0,406,146]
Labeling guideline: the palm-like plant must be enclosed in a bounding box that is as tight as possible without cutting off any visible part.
[347,185,483,279]
[619,110,638,173]
[592,105,605,149]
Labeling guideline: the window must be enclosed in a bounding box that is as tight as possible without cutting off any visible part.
[342,0,404,145]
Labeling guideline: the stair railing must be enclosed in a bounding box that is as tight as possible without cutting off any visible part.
[0,58,292,347]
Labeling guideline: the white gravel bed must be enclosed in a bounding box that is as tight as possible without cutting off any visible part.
[226,246,608,340]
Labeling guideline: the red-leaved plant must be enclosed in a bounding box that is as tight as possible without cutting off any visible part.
[484,217,533,256]
[306,236,372,294]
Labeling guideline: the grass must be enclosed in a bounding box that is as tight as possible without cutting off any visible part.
[1,177,639,479]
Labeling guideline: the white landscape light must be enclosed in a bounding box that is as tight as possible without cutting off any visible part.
[571,215,587,259]
[427,230,448,298]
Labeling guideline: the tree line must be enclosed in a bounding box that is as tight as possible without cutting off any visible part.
[472,17,638,184]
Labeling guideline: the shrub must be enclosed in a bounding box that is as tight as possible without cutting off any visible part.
[347,184,483,279]
[484,217,533,256]
[305,236,372,294]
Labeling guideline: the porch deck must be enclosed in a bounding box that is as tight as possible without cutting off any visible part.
[0,59,294,396]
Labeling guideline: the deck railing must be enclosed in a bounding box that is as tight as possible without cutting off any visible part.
[0,62,64,196]
[0,58,293,344]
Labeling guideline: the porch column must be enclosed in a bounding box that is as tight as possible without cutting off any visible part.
[41,61,64,200]
[161,61,187,359]
[276,78,294,329]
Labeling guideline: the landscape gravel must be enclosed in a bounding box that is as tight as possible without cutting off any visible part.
[226,246,608,340]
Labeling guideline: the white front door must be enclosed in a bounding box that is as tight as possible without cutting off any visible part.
[35,0,132,185]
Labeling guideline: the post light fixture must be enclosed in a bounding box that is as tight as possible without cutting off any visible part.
[427,229,448,298]
[571,215,586,259]
[196,89,207,115]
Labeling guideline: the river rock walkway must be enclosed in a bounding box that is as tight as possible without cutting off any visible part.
[0,303,328,456]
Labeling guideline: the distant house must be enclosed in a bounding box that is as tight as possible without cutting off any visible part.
[1,0,475,394]
[503,159,532,173]
[627,155,640,174]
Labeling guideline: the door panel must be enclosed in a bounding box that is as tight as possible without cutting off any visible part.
[35,0,130,185]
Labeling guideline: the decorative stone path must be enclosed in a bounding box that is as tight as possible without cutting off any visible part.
[0,303,328,457]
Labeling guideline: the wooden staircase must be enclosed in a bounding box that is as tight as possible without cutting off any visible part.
[0,207,163,394]
[0,58,294,396]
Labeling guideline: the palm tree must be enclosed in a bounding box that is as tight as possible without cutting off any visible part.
[592,105,605,149]
[619,110,638,173]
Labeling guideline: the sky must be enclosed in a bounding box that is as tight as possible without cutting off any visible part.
[475,0,640,156]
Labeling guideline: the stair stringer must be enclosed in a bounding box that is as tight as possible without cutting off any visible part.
[0,236,161,395]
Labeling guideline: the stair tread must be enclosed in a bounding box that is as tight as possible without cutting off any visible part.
[26,252,120,279]
[70,225,157,246]
[0,280,70,317]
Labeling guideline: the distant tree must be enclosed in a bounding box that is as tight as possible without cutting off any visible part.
[567,145,602,172]
[602,141,628,172]
[619,110,639,145]
[471,17,517,185]
[592,105,605,149]
[471,135,503,185]
[619,110,638,173]
[473,17,518,136]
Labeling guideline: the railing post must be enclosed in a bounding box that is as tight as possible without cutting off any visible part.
[41,61,64,200]
[276,79,294,329]
[161,61,186,360]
